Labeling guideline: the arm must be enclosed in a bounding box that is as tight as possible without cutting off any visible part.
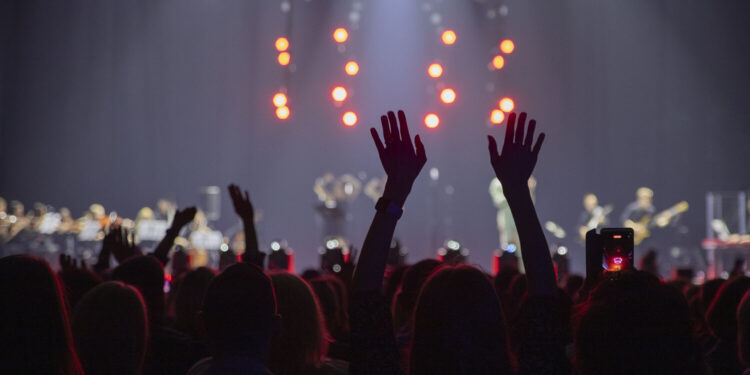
[352,110,426,293]
[488,112,556,297]
[151,206,196,266]
[228,184,264,268]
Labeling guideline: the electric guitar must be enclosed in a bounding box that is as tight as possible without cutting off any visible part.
[625,201,689,245]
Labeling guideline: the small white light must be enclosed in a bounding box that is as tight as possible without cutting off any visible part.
[446,240,460,251]
[9,215,17,223]
[220,243,229,252]
[557,246,568,256]
[429,167,439,181]
[333,264,342,273]
[506,244,517,253]
[271,241,281,251]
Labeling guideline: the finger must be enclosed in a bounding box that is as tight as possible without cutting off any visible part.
[487,135,500,160]
[532,132,546,155]
[504,112,516,150]
[371,127,385,156]
[524,119,536,149]
[244,191,250,203]
[415,134,426,162]
[388,111,400,144]
[380,115,391,145]
[398,110,414,152]
[515,112,527,145]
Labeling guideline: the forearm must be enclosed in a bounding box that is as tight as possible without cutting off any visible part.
[242,218,263,268]
[352,211,399,293]
[152,227,179,265]
[505,185,557,296]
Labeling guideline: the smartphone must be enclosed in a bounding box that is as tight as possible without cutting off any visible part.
[586,228,635,276]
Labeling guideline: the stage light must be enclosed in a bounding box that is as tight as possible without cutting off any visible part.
[333,28,349,43]
[345,61,359,76]
[275,37,289,52]
[499,97,514,112]
[331,86,347,102]
[490,109,505,124]
[500,39,515,54]
[428,63,443,78]
[425,113,440,128]
[492,55,505,70]
[441,29,456,45]
[440,88,456,104]
[277,52,290,66]
[342,111,357,127]
[276,106,290,120]
[272,92,287,107]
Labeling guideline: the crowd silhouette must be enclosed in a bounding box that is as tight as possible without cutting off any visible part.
[0,110,746,374]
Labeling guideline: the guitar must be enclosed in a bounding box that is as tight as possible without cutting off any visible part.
[625,201,689,245]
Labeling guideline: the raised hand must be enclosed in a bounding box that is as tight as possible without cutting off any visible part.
[488,112,545,191]
[171,206,197,230]
[370,110,427,206]
[111,227,138,263]
[60,253,85,272]
[228,184,254,222]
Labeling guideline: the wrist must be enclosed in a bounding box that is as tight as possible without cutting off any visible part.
[383,179,411,207]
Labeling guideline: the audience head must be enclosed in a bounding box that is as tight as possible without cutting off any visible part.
[112,255,165,325]
[174,266,216,338]
[563,274,585,301]
[700,278,726,312]
[58,265,102,309]
[575,271,699,375]
[310,276,347,341]
[706,276,750,341]
[72,281,148,375]
[268,272,328,375]
[384,264,408,307]
[737,289,750,368]
[0,255,83,374]
[200,262,277,359]
[411,265,511,375]
[395,259,442,315]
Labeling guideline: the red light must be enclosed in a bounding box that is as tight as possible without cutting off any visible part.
[499,97,514,112]
[342,111,357,127]
[425,113,440,128]
[613,257,623,264]
[428,63,443,78]
[500,39,515,54]
[333,28,349,43]
[275,37,289,52]
[345,61,359,76]
[491,55,505,70]
[490,109,505,124]
[272,92,287,107]
[613,235,622,239]
[276,106,290,120]
[441,30,456,45]
[440,88,456,104]
[331,86,347,102]
[277,52,290,66]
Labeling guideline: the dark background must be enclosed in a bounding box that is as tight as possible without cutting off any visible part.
[2,0,749,273]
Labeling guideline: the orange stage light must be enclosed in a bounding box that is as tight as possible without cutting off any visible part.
[425,113,440,128]
[490,109,505,124]
[440,88,456,104]
[277,52,290,66]
[276,106,290,120]
[499,97,514,112]
[272,93,287,107]
[441,30,456,45]
[345,61,359,76]
[331,86,348,102]
[500,39,515,54]
[275,37,289,52]
[492,55,505,70]
[333,28,349,43]
[428,63,443,78]
[342,111,357,127]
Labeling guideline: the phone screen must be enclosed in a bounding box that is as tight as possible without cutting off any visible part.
[600,228,634,272]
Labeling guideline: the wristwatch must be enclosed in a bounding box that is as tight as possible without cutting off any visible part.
[375,197,403,219]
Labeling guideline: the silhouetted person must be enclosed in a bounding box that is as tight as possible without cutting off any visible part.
[706,277,750,375]
[188,262,277,375]
[575,271,705,375]
[113,255,201,375]
[737,289,750,374]
[0,255,83,374]
[72,281,148,375]
[174,267,217,340]
[310,276,350,361]
[269,272,347,375]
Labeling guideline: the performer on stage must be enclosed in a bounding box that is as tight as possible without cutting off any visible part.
[489,176,535,271]
[621,187,656,246]
[578,193,611,241]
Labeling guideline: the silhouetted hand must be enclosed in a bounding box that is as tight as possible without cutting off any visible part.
[370,110,427,206]
[60,253,86,272]
[171,206,197,231]
[111,227,138,263]
[488,112,545,191]
[228,184,254,222]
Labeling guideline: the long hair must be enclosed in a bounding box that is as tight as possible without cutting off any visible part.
[72,281,149,375]
[0,255,84,374]
[269,272,329,375]
[410,265,512,375]
[174,267,216,338]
